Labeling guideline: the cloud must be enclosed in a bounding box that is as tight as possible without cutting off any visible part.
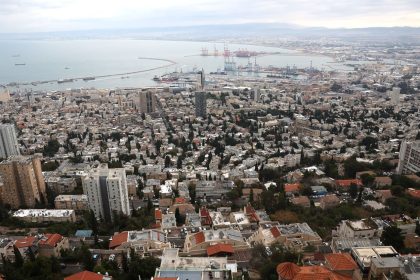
[0,0,419,32]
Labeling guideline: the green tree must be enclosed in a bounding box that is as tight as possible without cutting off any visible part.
[381,226,405,251]
[349,184,358,199]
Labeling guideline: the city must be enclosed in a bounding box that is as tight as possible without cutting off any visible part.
[0,1,419,280]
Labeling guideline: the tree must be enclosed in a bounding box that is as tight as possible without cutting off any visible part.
[164,155,171,168]
[381,226,405,251]
[80,245,94,271]
[349,184,358,199]
[13,245,24,267]
[87,210,99,245]
[360,173,375,186]
[175,207,184,226]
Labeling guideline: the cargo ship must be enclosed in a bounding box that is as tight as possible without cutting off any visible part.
[14,63,26,66]
[57,78,74,84]
[83,77,95,81]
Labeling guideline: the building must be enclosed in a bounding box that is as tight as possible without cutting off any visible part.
[154,248,234,280]
[290,196,310,208]
[108,230,170,255]
[38,233,69,257]
[389,87,400,106]
[248,223,322,251]
[195,91,207,118]
[277,258,357,280]
[82,164,130,222]
[319,194,340,209]
[0,124,20,159]
[184,229,249,256]
[54,195,89,211]
[397,140,420,174]
[45,176,77,193]
[333,219,382,239]
[65,271,112,280]
[12,209,76,223]
[0,155,46,209]
[139,90,156,114]
[350,246,399,278]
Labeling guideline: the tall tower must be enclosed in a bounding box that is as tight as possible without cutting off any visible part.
[82,164,130,222]
[195,92,207,118]
[0,156,46,209]
[139,90,156,114]
[0,124,20,159]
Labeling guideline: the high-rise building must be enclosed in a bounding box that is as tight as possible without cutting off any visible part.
[195,91,207,118]
[397,140,420,174]
[82,164,130,221]
[0,124,20,159]
[389,87,400,106]
[0,156,46,209]
[139,90,156,114]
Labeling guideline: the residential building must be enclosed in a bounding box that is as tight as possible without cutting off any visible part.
[0,155,46,209]
[139,90,156,114]
[334,219,382,239]
[82,164,130,222]
[12,209,76,223]
[184,229,249,256]
[319,194,340,209]
[397,140,420,174]
[38,234,69,257]
[65,271,112,280]
[0,124,20,159]
[54,195,89,211]
[154,248,233,279]
[195,91,207,118]
[108,230,170,255]
[248,223,322,251]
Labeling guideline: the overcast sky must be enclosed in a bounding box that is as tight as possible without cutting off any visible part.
[0,0,419,33]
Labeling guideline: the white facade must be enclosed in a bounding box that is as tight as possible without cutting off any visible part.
[82,164,130,221]
[397,140,420,174]
[0,124,20,159]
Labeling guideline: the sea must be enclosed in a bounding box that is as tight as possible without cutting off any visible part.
[0,39,350,91]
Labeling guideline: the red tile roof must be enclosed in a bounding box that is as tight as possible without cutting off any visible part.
[284,183,301,193]
[324,253,358,271]
[200,207,212,225]
[407,189,420,199]
[39,234,63,247]
[276,262,301,280]
[207,243,234,256]
[174,197,186,204]
[277,263,352,280]
[109,231,128,249]
[335,179,362,188]
[193,231,205,245]
[270,226,281,238]
[155,209,162,220]
[15,236,36,248]
[64,271,108,280]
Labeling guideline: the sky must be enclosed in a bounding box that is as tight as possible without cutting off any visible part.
[0,0,419,33]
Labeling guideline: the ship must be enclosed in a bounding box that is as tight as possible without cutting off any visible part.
[83,77,95,81]
[57,78,74,84]
[14,63,26,66]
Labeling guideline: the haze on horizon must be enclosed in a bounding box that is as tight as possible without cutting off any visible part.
[0,0,419,33]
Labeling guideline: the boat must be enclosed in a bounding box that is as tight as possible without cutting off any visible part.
[14,63,26,66]
[12,54,20,58]
[64,67,70,70]
[83,77,95,81]
[152,75,161,81]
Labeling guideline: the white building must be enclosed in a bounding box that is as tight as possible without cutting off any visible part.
[82,164,130,222]
[397,140,420,174]
[389,87,400,106]
[0,124,20,159]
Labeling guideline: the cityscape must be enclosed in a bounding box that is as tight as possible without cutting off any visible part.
[0,1,420,280]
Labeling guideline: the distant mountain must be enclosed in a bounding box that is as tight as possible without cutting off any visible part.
[1,23,419,44]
